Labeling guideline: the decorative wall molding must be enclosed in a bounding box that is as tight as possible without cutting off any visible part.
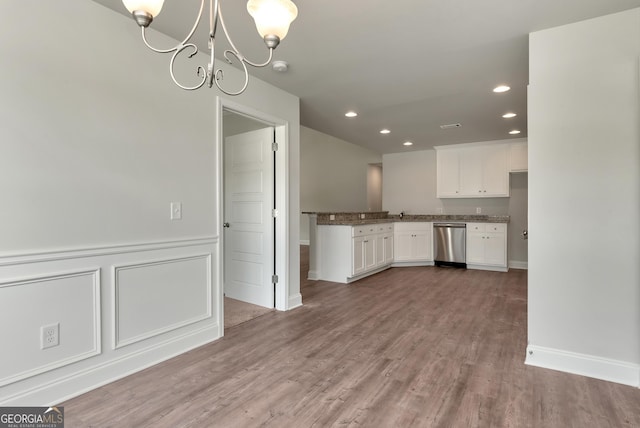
[0,322,220,406]
[0,269,101,387]
[112,253,213,349]
[526,344,640,387]
[0,236,218,267]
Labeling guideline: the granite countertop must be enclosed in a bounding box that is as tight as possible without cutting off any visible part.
[308,212,509,225]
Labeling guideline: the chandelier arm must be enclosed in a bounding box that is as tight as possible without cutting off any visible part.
[139,0,206,55]
[218,6,274,68]
[213,51,250,96]
[169,45,208,91]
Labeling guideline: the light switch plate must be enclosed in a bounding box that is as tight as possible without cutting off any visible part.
[171,202,182,220]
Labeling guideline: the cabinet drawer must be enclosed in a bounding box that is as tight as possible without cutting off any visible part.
[486,223,506,233]
[375,223,394,233]
[467,222,506,233]
[352,225,377,237]
[467,223,485,233]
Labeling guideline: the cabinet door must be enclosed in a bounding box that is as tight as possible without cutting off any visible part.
[459,147,484,196]
[466,231,486,264]
[383,233,394,264]
[394,231,414,261]
[482,145,509,196]
[352,236,365,275]
[413,230,432,261]
[363,236,376,271]
[509,142,528,172]
[436,149,461,197]
[374,233,385,266]
[484,232,506,266]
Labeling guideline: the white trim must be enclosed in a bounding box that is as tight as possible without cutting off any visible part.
[112,253,213,349]
[0,236,218,266]
[509,260,528,270]
[0,323,220,406]
[466,264,509,272]
[217,97,292,312]
[299,240,310,246]
[307,270,320,280]
[0,269,101,387]
[525,344,640,387]
[391,261,434,268]
[288,293,302,310]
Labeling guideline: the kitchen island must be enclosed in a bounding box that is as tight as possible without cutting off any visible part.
[305,211,510,283]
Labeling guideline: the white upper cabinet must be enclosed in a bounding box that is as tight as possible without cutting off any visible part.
[509,142,528,172]
[436,143,509,198]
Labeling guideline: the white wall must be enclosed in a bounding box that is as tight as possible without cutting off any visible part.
[527,8,640,386]
[300,126,382,242]
[382,144,528,266]
[0,0,300,405]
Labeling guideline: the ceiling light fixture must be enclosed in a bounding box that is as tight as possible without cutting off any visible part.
[509,130,521,135]
[493,85,511,93]
[122,0,298,95]
[502,112,517,118]
[403,141,413,146]
[380,129,391,134]
[345,111,358,118]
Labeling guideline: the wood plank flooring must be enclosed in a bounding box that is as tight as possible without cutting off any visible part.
[62,248,640,427]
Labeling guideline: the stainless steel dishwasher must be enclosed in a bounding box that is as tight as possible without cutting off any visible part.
[433,223,466,268]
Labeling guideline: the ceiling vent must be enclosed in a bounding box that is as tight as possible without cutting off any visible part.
[440,123,462,129]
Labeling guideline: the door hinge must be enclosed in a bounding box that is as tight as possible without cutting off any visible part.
[272,142,279,151]
[272,274,279,284]
[272,209,279,218]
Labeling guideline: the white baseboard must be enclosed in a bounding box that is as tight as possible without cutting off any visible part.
[307,270,320,280]
[509,260,528,270]
[299,240,310,246]
[525,344,640,387]
[288,293,303,310]
[0,323,221,406]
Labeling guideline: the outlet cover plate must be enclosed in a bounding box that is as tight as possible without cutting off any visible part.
[41,323,59,349]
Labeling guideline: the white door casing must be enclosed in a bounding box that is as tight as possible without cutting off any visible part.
[224,127,275,308]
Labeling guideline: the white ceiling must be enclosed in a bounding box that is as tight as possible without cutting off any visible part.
[93,0,640,154]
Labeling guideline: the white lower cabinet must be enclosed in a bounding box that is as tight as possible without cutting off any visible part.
[466,223,508,271]
[393,222,433,265]
[318,223,394,283]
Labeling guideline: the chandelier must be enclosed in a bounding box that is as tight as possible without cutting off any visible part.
[122,0,298,95]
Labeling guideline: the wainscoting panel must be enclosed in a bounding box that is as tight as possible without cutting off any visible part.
[113,254,212,349]
[0,269,101,387]
[0,238,220,406]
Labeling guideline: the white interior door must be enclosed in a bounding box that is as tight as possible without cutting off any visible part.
[224,127,275,308]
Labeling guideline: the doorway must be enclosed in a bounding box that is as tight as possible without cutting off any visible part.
[219,100,289,330]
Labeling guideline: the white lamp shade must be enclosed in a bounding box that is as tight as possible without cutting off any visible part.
[122,0,165,17]
[247,0,298,40]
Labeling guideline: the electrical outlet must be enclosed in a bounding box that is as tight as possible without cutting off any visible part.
[360,213,365,219]
[476,207,482,214]
[170,202,182,220]
[329,214,335,221]
[437,207,444,214]
[41,323,59,349]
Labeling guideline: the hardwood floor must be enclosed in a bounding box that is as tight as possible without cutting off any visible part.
[63,248,640,427]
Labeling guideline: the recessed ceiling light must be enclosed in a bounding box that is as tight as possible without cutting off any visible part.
[345,111,358,117]
[380,129,390,134]
[493,85,511,93]
[502,112,517,118]
[403,141,413,146]
[509,130,521,135]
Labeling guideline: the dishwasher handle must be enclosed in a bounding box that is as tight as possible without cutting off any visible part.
[434,223,466,228]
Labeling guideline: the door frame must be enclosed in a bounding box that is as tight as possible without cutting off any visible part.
[216,97,290,326]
